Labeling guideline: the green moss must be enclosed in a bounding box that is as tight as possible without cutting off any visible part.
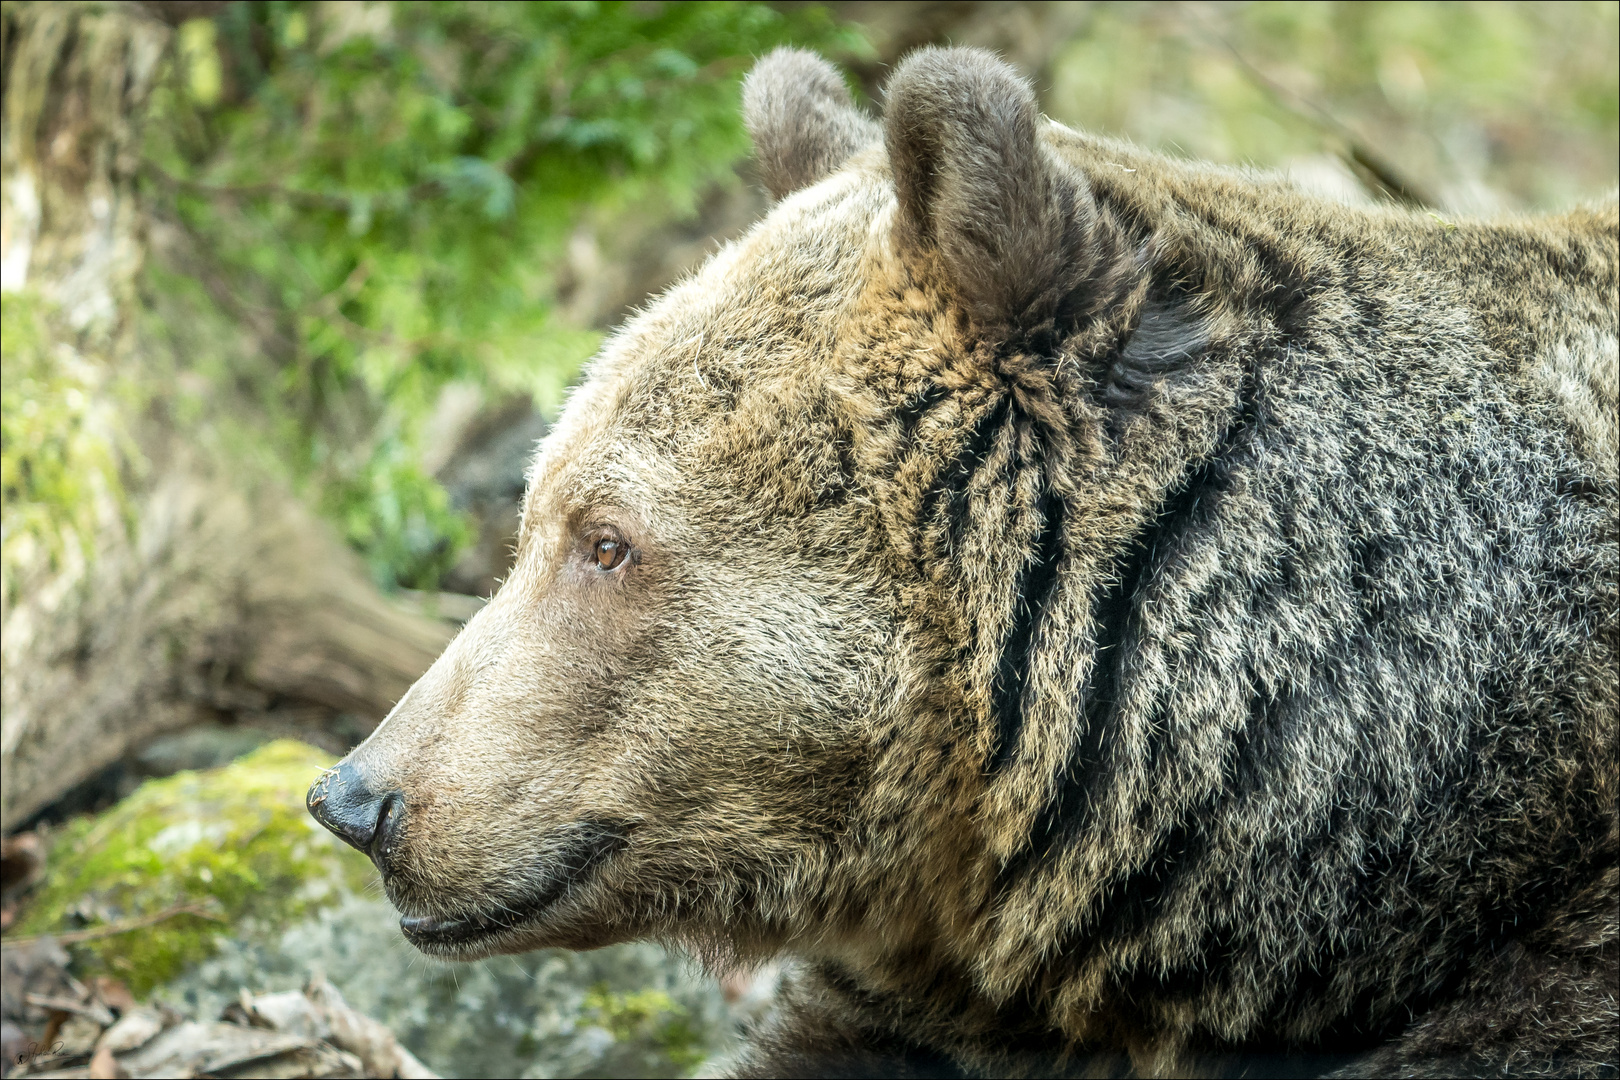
[583,983,708,1075]
[12,740,376,995]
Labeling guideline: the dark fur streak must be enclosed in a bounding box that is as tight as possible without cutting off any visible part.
[920,397,1011,554]
[987,484,1066,773]
[1003,367,1263,880]
[954,307,1221,783]
[1102,297,1208,412]
[894,381,951,449]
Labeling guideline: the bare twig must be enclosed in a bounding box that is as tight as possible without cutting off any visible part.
[1188,12,1437,208]
[1,901,224,949]
[142,162,446,210]
[25,992,115,1026]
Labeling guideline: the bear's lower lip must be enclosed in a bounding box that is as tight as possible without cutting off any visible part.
[398,908,530,948]
[396,820,627,950]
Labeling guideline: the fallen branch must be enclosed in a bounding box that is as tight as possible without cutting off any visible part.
[1,901,223,949]
[25,992,115,1026]
[1186,10,1438,208]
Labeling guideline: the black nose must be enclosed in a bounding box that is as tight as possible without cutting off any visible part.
[307,760,402,863]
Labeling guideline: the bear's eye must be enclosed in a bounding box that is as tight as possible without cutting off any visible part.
[593,535,627,571]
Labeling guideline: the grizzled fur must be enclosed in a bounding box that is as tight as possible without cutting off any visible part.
[314,47,1618,1078]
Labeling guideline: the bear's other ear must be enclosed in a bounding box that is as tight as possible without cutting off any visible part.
[744,48,880,201]
[884,47,1094,330]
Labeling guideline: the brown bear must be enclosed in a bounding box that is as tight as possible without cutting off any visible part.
[308,47,1619,1078]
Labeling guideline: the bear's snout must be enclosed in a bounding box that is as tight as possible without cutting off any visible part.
[307,759,403,868]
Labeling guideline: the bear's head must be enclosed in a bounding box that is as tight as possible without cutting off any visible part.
[307,46,1194,971]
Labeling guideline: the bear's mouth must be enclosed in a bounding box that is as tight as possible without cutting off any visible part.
[397,820,627,951]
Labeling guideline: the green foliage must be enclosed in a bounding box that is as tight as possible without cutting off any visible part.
[12,741,375,995]
[1048,1,1618,210]
[143,1,864,588]
[0,294,131,605]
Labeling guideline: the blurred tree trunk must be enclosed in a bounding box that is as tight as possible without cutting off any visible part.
[0,1,452,833]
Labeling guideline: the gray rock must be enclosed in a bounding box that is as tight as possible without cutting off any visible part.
[159,894,744,1079]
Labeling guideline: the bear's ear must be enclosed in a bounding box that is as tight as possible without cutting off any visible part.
[744,48,880,201]
[884,47,1095,331]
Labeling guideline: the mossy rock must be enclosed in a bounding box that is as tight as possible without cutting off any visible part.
[12,740,375,994]
[11,738,750,1076]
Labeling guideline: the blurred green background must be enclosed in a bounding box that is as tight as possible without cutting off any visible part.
[8,0,1616,599]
